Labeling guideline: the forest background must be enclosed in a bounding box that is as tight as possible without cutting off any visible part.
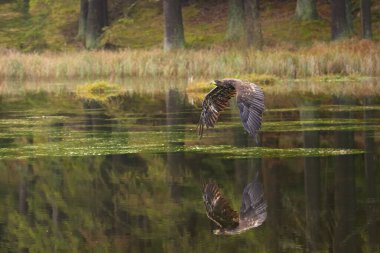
[0,0,379,81]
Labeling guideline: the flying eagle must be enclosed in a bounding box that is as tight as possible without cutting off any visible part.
[202,175,267,235]
[197,78,265,139]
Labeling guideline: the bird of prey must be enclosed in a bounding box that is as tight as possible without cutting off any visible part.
[197,78,265,139]
[202,175,267,235]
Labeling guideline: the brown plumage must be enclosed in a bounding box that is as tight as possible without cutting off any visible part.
[198,78,264,139]
[203,181,239,230]
[202,175,267,235]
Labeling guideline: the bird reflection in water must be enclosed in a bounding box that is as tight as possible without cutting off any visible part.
[202,173,267,235]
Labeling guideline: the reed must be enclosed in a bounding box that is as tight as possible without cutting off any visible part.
[0,40,378,81]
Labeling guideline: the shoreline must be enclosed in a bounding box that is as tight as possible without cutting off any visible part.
[1,76,379,98]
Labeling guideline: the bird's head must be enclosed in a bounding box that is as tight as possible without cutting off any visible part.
[212,78,242,88]
[211,80,223,87]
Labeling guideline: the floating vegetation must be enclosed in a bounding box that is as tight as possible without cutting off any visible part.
[1,107,371,159]
[188,117,380,133]
[1,109,379,160]
[0,90,377,161]
[263,118,380,132]
[0,134,364,160]
[75,80,124,101]
[185,145,364,159]
[266,105,380,113]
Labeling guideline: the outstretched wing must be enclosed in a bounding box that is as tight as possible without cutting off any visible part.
[236,82,265,139]
[239,176,267,229]
[198,86,236,138]
[202,181,239,229]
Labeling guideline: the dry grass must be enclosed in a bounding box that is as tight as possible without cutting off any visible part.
[0,40,379,81]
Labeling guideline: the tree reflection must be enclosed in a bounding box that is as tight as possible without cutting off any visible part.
[363,97,379,253]
[0,91,379,252]
[262,158,282,253]
[301,100,321,252]
[166,88,186,202]
[333,97,356,253]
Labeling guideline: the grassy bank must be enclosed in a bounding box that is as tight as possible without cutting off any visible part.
[1,40,379,81]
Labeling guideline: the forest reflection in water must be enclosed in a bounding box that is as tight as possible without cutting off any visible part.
[0,84,379,252]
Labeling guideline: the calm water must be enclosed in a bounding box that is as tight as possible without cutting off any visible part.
[0,81,379,253]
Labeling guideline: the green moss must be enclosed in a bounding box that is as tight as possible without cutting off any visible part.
[265,17,330,46]
[100,2,162,48]
[0,0,79,51]
[76,80,124,101]
[183,4,225,48]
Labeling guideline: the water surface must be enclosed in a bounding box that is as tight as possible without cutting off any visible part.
[0,80,379,252]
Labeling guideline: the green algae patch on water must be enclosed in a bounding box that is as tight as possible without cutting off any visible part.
[185,145,364,159]
[75,80,124,102]
[189,117,380,134]
[0,135,364,160]
[262,118,380,132]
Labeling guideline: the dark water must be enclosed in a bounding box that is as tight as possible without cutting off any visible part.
[0,86,379,252]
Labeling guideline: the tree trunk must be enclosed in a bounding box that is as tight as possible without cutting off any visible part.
[163,0,185,51]
[244,0,262,49]
[345,0,353,35]
[78,0,89,42]
[22,0,29,16]
[226,0,245,40]
[360,0,372,38]
[295,0,319,20]
[85,0,108,49]
[331,0,352,39]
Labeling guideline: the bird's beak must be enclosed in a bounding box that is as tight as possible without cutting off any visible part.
[210,80,217,86]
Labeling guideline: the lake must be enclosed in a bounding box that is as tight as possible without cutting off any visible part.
[0,79,379,252]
